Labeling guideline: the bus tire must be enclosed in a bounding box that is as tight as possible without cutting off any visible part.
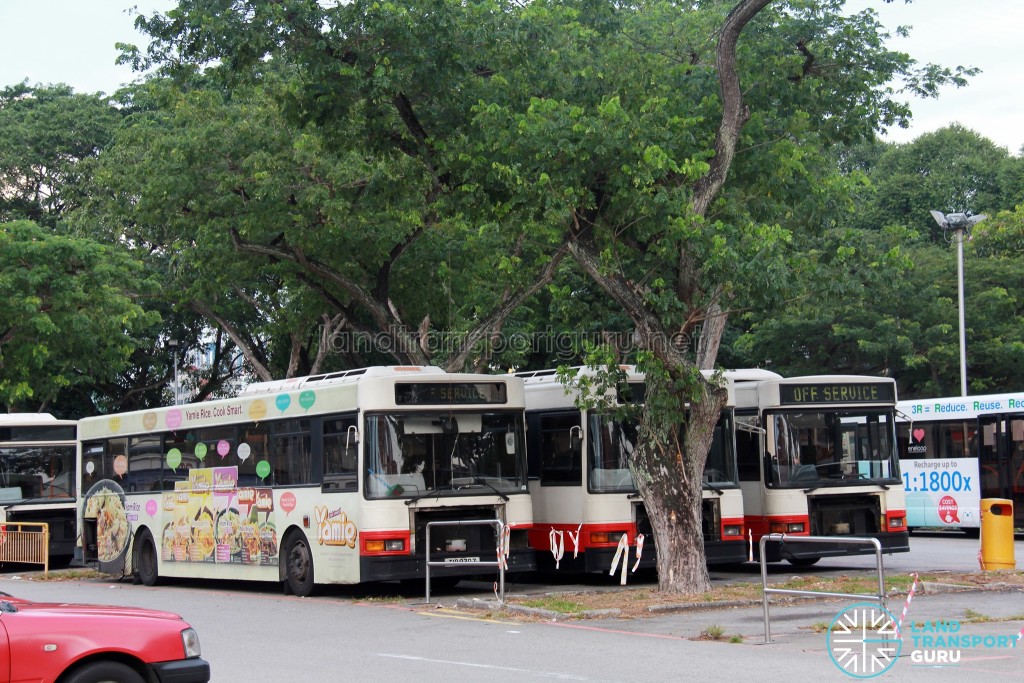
[786,556,820,567]
[283,530,316,597]
[64,660,145,683]
[134,529,160,587]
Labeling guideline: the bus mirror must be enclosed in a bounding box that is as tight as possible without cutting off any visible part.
[438,416,459,435]
[569,425,582,455]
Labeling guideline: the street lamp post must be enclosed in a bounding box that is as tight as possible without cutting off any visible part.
[168,338,181,406]
[929,211,987,397]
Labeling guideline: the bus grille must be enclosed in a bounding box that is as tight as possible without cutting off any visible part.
[807,494,881,536]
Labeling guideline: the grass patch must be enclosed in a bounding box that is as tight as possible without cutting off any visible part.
[519,596,586,615]
[699,625,725,640]
[26,568,104,582]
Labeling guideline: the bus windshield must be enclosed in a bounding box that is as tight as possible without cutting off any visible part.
[586,412,739,493]
[364,411,526,498]
[0,445,76,501]
[765,409,901,488]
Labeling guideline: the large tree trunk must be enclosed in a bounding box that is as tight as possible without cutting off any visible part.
[567,0,771,593]
[631,368,727,593]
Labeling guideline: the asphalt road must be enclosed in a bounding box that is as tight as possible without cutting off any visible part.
[2,532,1021,682]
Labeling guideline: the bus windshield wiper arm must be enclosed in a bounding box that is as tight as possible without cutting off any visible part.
[405,483,456,505]
[467,477,510,502]
[846,472,889,489]
[703,483,724,496]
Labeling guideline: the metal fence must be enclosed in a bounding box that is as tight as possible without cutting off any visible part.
[425,519,507,604]
[760,533,885,643]
[0,522,50,574]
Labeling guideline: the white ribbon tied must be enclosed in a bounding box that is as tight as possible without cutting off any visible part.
[609,533,630,585]
[631,534,645,572]
[549,529,565,569]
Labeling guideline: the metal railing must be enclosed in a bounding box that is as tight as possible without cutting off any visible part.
[760,534,885,643]
[425,519,506,604]
[0,522,50,574]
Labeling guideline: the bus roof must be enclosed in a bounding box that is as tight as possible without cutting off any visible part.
[0,413,73,424]
[239,365,446,396]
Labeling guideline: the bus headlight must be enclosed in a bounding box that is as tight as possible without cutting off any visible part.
[589,532,627,545]
[722,525,743,537]
[365,538,406,553]
[889,516,906,529]
[769,522,805,534]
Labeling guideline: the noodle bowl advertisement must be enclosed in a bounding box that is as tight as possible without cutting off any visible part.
[83,479,130,574]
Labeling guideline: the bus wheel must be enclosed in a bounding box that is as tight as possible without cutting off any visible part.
[134,530,160,587]
[283,531,316,597]
[786,556,820,568]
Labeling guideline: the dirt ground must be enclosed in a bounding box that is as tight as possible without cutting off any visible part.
[502,569,1024,620]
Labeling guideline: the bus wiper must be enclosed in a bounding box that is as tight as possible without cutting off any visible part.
[843,472,889,489]
[405,483,456,505]
[462,477,510,502]
[703,482,725,496]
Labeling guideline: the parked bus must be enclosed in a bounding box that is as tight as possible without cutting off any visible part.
[728,373,909,565]
[517,367,746,574]
[77,366,535,596]
[0,414,78,564]
[896,392,1024,533]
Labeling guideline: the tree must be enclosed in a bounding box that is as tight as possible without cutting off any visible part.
[0,83,123,226]
[854,125,1013,241]
[0,220,160,413]
[117,0,970,594]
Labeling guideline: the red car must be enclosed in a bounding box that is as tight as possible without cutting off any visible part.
[0,592,210,683]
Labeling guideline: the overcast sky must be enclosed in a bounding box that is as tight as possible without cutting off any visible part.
[1,1,1020,154]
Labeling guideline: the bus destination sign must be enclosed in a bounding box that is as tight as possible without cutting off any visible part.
[395,382,508,405]
[779,382,895,405]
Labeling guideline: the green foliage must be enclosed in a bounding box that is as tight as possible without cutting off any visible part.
[853,125,1014,242]
[0,221,160,411]
[0,83,123,226]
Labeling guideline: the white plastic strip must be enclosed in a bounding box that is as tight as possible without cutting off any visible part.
[631,533,645,572]
[549,529,564,569]
[568,524,582,559]
[609,533,629,585]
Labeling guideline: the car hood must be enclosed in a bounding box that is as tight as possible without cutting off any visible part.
[1,596,183,621]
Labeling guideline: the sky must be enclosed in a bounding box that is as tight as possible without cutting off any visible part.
[0,1,1021,154]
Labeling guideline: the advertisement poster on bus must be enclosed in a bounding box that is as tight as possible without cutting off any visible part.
[899,457,980,529]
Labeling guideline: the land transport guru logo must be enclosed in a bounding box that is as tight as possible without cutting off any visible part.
[827,596,1023,677]
[826,602,901,678]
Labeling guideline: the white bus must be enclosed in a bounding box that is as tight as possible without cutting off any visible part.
[729,373,909,565]
[0,414,78,564]
[517,367,746,574]
[77,367,535,596]
[896,392,1024,533]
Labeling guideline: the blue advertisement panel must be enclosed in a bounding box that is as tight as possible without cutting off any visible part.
[900,457,980,528]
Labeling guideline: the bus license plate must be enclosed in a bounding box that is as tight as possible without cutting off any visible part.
[444,556,480,564]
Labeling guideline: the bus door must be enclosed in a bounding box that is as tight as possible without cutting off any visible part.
[977,416,1007,501]
[1007,414,1024,528]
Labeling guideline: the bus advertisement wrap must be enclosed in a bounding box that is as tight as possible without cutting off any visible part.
[899,458,980,529]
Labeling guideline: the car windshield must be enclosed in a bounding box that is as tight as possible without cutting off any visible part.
[363,411,526,499]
